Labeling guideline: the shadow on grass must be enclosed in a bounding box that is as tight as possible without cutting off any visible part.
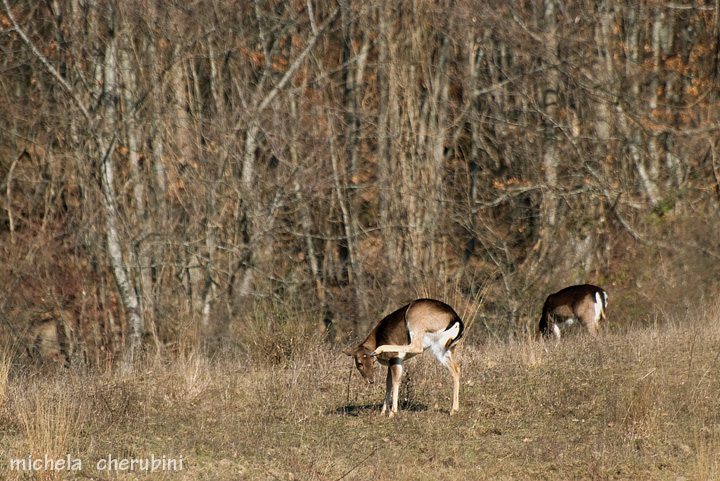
[331,401,429,417]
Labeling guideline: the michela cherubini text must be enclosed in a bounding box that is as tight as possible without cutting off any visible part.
[9,454,184,472]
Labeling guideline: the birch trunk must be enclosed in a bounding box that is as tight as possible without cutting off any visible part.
[376,0,397,277]
[624,3,660,206]
[99,5,142,360]
[120,33,156,349]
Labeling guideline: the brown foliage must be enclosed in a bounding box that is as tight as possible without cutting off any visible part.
[0,0,719,362]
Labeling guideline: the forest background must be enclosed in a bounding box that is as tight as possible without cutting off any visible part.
[1,0,720,364]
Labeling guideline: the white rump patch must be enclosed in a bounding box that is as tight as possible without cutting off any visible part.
[593,292,603,321]
[422,322,460,366]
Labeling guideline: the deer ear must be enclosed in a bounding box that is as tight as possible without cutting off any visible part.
[343,347,355,357]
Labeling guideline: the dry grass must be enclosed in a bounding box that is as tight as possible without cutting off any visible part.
[7,376,88,480]
[0,349,10,410]
[1,302,720,480]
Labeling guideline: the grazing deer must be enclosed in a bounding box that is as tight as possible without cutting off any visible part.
[538,284,608,339]
[344,299,464,417]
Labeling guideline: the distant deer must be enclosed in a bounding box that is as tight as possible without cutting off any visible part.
[26,311,72,366]
[344,299,464,417]
[538,284,608,339]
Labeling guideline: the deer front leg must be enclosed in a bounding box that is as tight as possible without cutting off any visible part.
[372,337,424,357]
[551,322,561,339]
[381,362,394,416]
[386,359,403,418]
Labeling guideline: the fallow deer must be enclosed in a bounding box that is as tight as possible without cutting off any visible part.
[538,284,608,339]
[26,311,72,366]
[344,298,464,417]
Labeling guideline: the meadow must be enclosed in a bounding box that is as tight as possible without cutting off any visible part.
[1,302,720,481]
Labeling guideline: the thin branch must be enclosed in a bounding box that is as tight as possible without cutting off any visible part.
[473,186,543,209]
[584,164,669,248]
[234,6,340,132]
[257,6,339,112]
[306,0,318,35]
[3,0,91,122]
[334,447,378,481]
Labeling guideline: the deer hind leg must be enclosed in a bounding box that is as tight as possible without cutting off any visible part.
[585,318,600,336]
[579,302,601,336]
[371,332,425,357]
[444,350,461,415]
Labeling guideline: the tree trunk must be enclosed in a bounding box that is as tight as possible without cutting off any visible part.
[541,0,560,236]
[376,0,398,278]
[327,108,368,324]
[99,5,142,361]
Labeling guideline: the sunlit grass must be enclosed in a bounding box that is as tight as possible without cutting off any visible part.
[1,300,720,480]
[11,380,85,481]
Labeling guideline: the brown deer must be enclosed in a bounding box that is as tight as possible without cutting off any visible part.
[26,310,72,366]
[344,299,464,417]
[538,284,608,339]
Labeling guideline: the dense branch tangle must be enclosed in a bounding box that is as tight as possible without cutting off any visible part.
[0,0,719,359]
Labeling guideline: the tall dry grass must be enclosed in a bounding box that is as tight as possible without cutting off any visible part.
[230,298,327,366]
[0,296,719,479]
[0,348,10,410]
[10,379,86,481]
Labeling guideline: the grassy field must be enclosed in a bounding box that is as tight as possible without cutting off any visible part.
[1,305,720,480]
